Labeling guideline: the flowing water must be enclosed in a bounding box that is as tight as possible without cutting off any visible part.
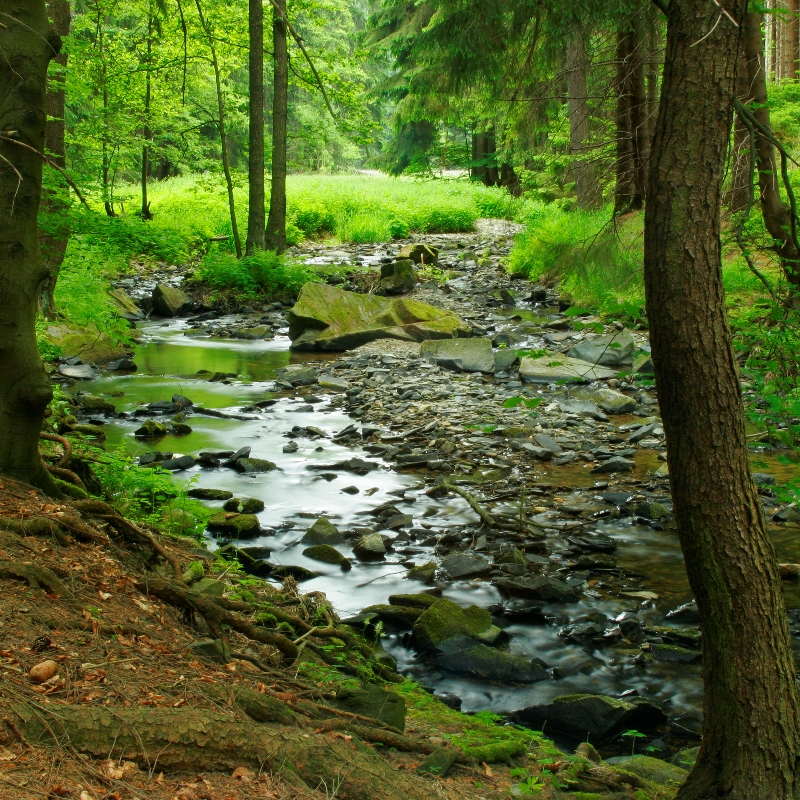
[71,318,800,726]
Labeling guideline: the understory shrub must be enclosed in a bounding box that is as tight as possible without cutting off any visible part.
[196,249,315,296]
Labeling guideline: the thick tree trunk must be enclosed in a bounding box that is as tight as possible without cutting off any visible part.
[644,1,800,797]
[742,10,800,284]
[0,1,60,493]
[246,0,266,254]
[264,0,288,253]
[38,0,71,319]
[194,0,241,257]
[566,31,601,209]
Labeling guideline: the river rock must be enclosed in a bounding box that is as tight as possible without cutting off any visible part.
[233,457,276,473]
[276,364,318,386]
[134,419,167,439]
[107,357,137,371]
[591,456,635,474]
[287,283,470,351]
[223,497,265,514]
[439,552,492,579]
[361,604,422,627]
[412,598,497,652]
[302,544,351,569]
[353,533,387,560]
[419,338,495,373]
[568,329,635,367]
[493,349,520,371]
[494,576,579,602]
[437,644,548,683]
[301,517,344,545]
[387,593,439,609]
[379,259,418,295]
[519,354,617,383]
[318,374,350,391]
[271,565,318,581]
[606,755,689,785]
[397,243,438,265]
[108,287,145,321]
[206,512,261,538]
[188,488,233,500]
[510,694,667,743]
[575,387,636,414]
[406,561,437,583]
[58,364,96,380]
[79,394,116,415]
[152,283,191,317]
[161,455,196,471]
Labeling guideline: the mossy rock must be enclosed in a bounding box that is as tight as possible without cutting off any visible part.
[361,604,423,628]
[303,544,351,570]
[68,424,107,441]
[406,562,437,584]
[607,755,689,786]
[135,419,167,439]
[411,598,494,652]
[387,593,439,609]
[300,517,344,545]
[188,488,233,501]
[333,684,406,732]
[78,394,117,415]
[206,512,261,538]
[223,497,265,514]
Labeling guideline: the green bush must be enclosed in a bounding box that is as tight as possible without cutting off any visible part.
[196,249,315,296]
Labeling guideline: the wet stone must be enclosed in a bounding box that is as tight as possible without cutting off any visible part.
[233,457,276,473]
[188,488,233,501]
[591,456,635,474]
[134,420,167,439]
[439,552,492,580]
[436,644,549,683]
[301,517,344,545]
[271,564,318,581]
[207,512,261,538]
[223,497,265,514]
[353,533,387,561]
[302,544,351,570]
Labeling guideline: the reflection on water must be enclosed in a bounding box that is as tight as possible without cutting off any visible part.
[73,319,800,721]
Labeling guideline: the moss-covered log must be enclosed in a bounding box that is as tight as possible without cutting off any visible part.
[13,703,436,800]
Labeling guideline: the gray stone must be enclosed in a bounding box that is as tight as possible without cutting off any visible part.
[510,694,667,743]
[161,455,197,471]
[417,748,459,777]
[152,283,191,317]
[188,488,233,500]
[276,364,318,386]
[519,354,617,383]
[353,533,387,560]
[58,364,96,380]
[233,457,276,473]
[493,348,520,371]
[575,387,636,414]
[437,644,548,683]
[301,517,344,545]
[107,357,137,371]
[303,544,351,569]
[534,434,562,454]
[633,353,654,374]
[439,552,492,579]
[187,639,229,664]
[397,243,438,265]
[318,374,351,391]
[288,283,469,351]
[591,456,635,474]
[379,258,418,295]
[334,684,406,731]
[568,329,635,367]
[494,576,579,602]
[420,338,495,373]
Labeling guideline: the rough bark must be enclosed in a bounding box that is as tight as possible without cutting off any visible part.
[644,1,800,797]
[566,30,601,209]
[246,0,266,254]
[13,704,436,800]
[264,0,288,253]
[38,0,71,318]
[0,1,60,494]
[729,46,751,214]
[628,13,648,210]
[742,10,800,284]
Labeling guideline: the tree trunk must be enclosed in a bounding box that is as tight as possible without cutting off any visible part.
[614,27,634,212]
[38,0,71,319]
[742,10,800,284]
[0,0,60,493]
[140,2,153,221]
[729,46,751,214]
[645,2,661,143]
[628,13,648,210]
[194,0,241,257]
[246,0,266,254]
[264,0,288,253]
[644,1,800,797]
[566,30,601,209]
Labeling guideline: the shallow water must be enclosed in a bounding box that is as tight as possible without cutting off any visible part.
[74,319,800,723]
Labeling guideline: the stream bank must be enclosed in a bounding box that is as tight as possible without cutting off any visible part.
[55,222,800,765]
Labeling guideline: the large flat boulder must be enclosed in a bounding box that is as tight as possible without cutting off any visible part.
[568,329,635,367]
[519,353,617,383]
[420,338,495,373]
[287,283,470,351]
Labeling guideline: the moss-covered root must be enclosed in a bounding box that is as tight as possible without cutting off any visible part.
[0,560,71,597]
[13,704,436,800]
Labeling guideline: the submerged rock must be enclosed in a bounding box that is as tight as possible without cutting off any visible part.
[287,283,470,351]
[510,694,667,743]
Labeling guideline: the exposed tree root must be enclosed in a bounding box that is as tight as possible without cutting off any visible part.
[46,465,86,490]
[40,432,73,468]
[11,703,436,800]
[0,560,71,597]
[135,576,299,662]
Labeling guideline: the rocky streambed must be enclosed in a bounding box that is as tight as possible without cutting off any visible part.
[56,221,800,759]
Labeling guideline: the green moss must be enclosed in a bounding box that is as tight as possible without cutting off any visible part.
[461,739,527,763]
[412,598,493,650]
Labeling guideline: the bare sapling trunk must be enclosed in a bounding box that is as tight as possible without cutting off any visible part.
[141,2,154,220]
[566,29,601,209]
[742,10,800,285]
[264,0,288,253]
[247,0,266,254]
[195,0,242,257]
[644,1,800,797]
[0,1,60,493]
[38,0,71,318]
[614,26,634,212]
